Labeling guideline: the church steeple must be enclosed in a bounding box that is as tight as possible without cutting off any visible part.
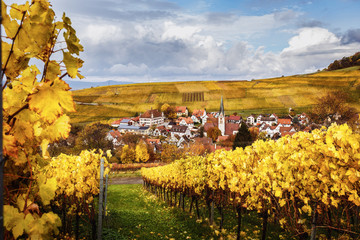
[218,96,225,136]
[219,96,225,116]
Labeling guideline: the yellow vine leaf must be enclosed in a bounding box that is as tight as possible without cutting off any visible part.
[62,51,84,78]
[3,133,18,158]
[4,205,26,239]
[28,78,75,123]
[38,175,57,205]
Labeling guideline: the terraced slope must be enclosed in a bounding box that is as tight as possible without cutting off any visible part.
[70,67,360,124]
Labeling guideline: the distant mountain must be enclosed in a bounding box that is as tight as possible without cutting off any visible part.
[68,80,135,90]
[327,52,360,71]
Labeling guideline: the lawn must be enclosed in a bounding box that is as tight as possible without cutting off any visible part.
[103,184,292,240]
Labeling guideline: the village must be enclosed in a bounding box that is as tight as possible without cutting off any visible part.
[106,97,314,157]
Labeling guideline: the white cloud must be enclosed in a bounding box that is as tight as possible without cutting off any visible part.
[53,1,360,84]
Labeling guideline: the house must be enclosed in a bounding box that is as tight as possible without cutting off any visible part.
[145,138,162,153]
[192,109,207,124]
[277,118,292,126]
[298,113,310,125]
[170,125,191,139]
[225,123,240,136]
[119,118,135,126]
[177,117,194,129]
[117,125,151,135]
[106,130,122,147]
[139,109,165,126]
[153,126,168,137]
[246,114,256,126]
[111,119,122,128]
[175,106,189,117]
[280,126,296,137]
[227,115,242,124]
[256,115,265,124]
[176,135,192,148]
[258,117,277,126]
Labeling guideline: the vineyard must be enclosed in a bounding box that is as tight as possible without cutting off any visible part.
[142,124,360,239]
[182,92,205,102]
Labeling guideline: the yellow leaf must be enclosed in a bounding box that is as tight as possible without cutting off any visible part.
[63,51,83,78]
[3,133,18,158]
[38,176,57,205]
[40,139,50,159]
[4,205,26,238]
[28,78,75,123]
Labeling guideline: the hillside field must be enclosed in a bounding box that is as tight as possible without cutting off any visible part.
[70,67,360,124]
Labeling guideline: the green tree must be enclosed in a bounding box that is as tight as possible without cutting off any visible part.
[233,123,253,150]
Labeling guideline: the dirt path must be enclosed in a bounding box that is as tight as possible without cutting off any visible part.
[109,177,143,185]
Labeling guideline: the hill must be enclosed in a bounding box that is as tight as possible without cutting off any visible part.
[70,67,360,124]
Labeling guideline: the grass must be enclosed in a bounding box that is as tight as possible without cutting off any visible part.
[103,184,294,240]
[70,67,360,124]
[104,185,219,240]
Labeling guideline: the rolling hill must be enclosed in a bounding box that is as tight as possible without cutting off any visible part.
[70,67,360,124]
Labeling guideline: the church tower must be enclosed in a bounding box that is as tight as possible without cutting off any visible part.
[218,96,225,136]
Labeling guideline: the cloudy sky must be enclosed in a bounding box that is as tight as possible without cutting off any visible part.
[51,0,360,88]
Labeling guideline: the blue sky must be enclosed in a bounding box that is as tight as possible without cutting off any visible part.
[50,0,360,89]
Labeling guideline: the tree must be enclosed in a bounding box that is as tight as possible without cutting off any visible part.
[75,122,113,152]
[161,103,177,119]
[135,141,150,162]
[310,91,357,124]
[160,144,185,163]
[207,127,221,142]
[2,0,83,238]
[120,145,136,163]
[233,123,253,150]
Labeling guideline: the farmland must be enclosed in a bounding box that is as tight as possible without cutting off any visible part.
[70,67,360,124]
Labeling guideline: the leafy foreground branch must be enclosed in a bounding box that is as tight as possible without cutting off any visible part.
[0,0,109,239]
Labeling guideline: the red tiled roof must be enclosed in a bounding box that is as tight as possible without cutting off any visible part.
[109,130,121,138]
[282,132,296,137]
[228,115,242,121]
[192,109,205,117]
[111,118,125,125]
[146,139,160,144]
[225,123,239,136]
[278,118,292,125]
[217,135,230,142]
[203,122,217,131]
[140,109,162,118]
[209,146,232,153]
[280,127,294,132]
[132,116,139,122]
[175,106,187,113]
[194,137,213,145]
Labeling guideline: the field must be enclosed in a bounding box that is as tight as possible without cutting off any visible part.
[70,67,360,124]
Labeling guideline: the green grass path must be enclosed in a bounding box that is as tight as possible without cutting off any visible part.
[104,184,218,240]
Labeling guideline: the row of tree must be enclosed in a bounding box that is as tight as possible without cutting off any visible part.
[327,52,360,71]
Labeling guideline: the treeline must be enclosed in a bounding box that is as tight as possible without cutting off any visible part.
[327,52,360,71]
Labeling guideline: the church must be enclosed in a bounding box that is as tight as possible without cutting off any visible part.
[204,97,241,136]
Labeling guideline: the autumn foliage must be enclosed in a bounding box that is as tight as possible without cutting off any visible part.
[0,0,94,238]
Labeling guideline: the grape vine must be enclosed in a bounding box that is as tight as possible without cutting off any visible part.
[142,124,360,239]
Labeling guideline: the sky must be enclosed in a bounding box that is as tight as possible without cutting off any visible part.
[51,0,360,89]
